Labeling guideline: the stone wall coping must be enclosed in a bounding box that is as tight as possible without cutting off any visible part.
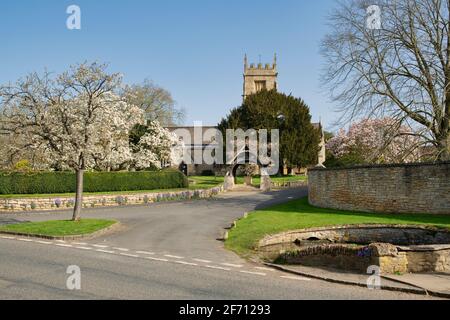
[0,186,225,201]
[397,244,450,252]
[0,184,225,213]
[309,161,450,172]
[0,189,215,201]
[258,224,450,247]
[271,181,307,188]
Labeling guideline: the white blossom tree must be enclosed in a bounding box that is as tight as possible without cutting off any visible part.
[132,120,178,170]
[90,97,143,172]
[0,63,144,220]
[0,132,50,171]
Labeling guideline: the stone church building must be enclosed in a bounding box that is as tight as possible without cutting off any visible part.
[166,55,326,176]
[243,54,278,101]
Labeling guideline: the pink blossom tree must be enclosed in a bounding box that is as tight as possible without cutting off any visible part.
[326,118,425,165]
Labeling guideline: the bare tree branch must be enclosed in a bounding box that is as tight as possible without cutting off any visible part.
[322,0,450,160]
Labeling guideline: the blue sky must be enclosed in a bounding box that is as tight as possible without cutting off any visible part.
[0,0,338,129]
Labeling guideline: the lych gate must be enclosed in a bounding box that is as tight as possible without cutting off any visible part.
[223,146,272,192]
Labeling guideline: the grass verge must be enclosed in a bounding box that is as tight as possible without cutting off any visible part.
[0,219,117,237]
[225,197,450,257]
[188,176,225,189]
[235,175,307,187]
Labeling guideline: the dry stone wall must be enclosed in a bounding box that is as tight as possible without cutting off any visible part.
[308,162,450,214]
[0,186,224,212]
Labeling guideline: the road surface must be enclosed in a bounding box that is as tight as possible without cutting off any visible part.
[0,188,437,299]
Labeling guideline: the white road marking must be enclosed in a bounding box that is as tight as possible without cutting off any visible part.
[240,270,267,276]
[254,267,276,272]
[55,243,73,248]
[193,258,212,263]
[280,275,312,281]
[174,261,198,266]
[164,254,184,259]
[221,263,243,268]
[136,251,155,255]
[36,240,52,245]
[96,249,115,254]
[145,257,169,262]
[4,238,308,280]
[76,246,92,250]
[120,253,139,258]
[205,265,231,271]
[114,247,130,252]
[72,242,88,246]
[0,236,15,240]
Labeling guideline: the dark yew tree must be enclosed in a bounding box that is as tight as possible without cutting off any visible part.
[218,89,321,169]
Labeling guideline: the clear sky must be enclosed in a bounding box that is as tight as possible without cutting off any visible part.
[0,0,339,129]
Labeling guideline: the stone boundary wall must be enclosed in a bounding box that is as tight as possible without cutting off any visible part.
[271,180,307,189]
[278,242,450,274]
[0,185,224,213]
[308,162,450,214]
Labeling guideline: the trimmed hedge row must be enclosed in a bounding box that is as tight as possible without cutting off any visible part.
[0,170,188,195]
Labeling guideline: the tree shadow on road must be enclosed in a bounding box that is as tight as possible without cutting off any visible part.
[0,217,29,226]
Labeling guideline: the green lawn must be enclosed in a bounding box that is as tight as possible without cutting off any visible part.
[0,219,117,237]
[235,175,307,187]
[267,175,308,183]
[225,197,450,257]
[189,176,224,189]
[191,175,306,188]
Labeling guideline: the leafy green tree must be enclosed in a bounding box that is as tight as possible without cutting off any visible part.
[129,124,148,146]
[122,80,185,126]
[323,131,334,142]
[218,90,321,169]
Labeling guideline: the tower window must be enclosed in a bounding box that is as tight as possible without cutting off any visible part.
[254,80,267,92]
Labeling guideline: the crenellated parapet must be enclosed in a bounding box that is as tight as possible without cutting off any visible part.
[243,54,278,100]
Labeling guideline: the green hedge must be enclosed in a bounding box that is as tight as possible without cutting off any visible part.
[0,170,188,195]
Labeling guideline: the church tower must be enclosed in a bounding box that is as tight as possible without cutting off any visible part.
[243,54,278,101]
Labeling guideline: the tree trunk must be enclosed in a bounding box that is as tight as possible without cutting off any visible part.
[437,135,450,161]
[72,169,84,221]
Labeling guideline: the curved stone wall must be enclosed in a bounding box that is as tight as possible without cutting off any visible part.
[259,226,450,274]
[276,242,450,274]
[308,162,450,214]
[259,225,450,248]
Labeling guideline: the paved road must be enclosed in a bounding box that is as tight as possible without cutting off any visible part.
[0,188,437,299]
